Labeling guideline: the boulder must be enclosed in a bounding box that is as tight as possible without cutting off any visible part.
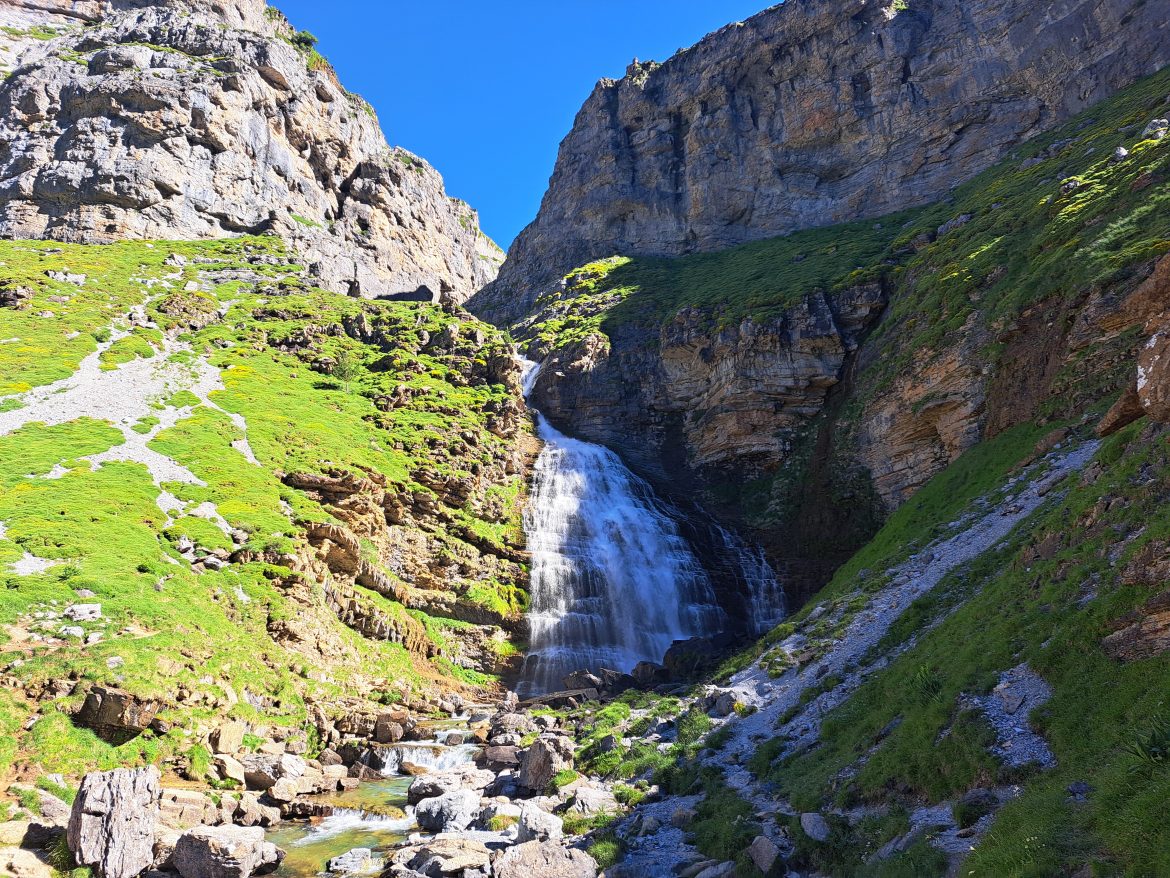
[74,687,160,745]
[326,847,382,874]
[493,841,598,878]
[214,756,246,786]
[68,767,161,878]
[562,670,603,691]
[211,722,247,755]
[233,794,280,828]
[747,835,780,873]
[0,847,54,877]
[567,785,618,817]
[172,826,283,878]
[516,803,563,843]
[475,800,521,831]
[413,789,481,833]
[265,778,299,804]
[490,712,536,737]
[407,774,461,806]
[710,692,739,718]
[800,812,831,843]
[518,735,575,792]
[480,745,520,771]
[404,767,494,802]
[240,754,305,791]
[392,837,490,877]
[631,662,670,687]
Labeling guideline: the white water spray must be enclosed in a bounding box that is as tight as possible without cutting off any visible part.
[517,359,750,695]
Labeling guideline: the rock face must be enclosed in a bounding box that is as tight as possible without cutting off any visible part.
[67,767,160,878]
[478,0,1170,317]
[0,0,501,303]
[74,686,160,744]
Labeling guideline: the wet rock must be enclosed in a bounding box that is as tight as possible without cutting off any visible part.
[172,825,284,878]
[493,841,598,878]
[326,847,381,874]
[562,670,603,691]
[68,766,161,878]
[631,661,670,687]
[74,687,160,745]
[413,789,481,833]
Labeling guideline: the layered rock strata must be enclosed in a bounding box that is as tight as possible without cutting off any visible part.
[0,0,501,302]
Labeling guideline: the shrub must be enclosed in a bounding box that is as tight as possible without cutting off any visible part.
[289,29,317,51]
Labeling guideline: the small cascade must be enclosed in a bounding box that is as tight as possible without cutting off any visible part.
[518,359,780,696]
[289,807,415,844]
[372,743,479,776]
[711,524,787,634]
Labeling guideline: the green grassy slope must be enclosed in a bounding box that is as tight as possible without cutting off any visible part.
[0,235,528,781]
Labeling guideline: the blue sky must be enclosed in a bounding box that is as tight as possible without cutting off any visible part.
[272,1,769,249]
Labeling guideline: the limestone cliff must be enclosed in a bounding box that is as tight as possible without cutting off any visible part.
[475,0,1170,322]
[0,0,501,302]
[507,64,1170,601]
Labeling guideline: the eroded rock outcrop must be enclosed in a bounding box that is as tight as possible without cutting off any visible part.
[477,0,1170,319]
[67,767,160,878]
[0,0,501,302]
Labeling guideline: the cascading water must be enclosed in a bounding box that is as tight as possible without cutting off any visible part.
[711,523,787,635]
[516,359,784,695]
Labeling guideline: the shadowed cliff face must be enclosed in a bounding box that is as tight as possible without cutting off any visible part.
[499,50,1170,603]
[473,0,1170,323]
[0,0,503,302]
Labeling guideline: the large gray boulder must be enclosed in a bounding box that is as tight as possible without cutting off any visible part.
[172,825,284,878]
[493,841,598,878]
[517,734,575,792]
[413,789,481,834]
[239,753,305,791]
[516,803,563,843]
[67,766,161,878]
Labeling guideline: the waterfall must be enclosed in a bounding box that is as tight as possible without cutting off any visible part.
[711,526,786,636]
[372,743,479,776]
[517,359,759,696]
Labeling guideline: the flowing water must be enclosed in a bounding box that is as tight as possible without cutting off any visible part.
[370,742,479,776]
[517,360,784,695]
[267,778,414,877]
